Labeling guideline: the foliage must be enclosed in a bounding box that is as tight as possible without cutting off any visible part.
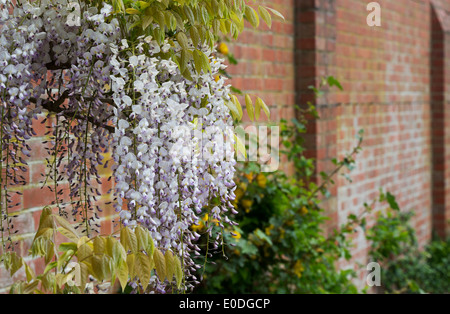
[193,85,368,293]
[0,0,283,293]
[367,201,450,294]
[0,207,183,294]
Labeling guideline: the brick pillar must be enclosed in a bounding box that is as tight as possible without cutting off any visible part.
[295,0,339,232]
[430,1,450,238]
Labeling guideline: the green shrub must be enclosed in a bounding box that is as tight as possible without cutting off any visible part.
[367,205,450,294]
[193,96,366,293]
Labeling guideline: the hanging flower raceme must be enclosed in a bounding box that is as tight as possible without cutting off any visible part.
[109,35,238,292]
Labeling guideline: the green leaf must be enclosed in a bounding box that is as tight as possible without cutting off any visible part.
[386,192,400,211]
[327,76,343,91]
[176,31,189,50]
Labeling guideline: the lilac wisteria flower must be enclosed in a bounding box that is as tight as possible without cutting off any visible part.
[109,36,238,291]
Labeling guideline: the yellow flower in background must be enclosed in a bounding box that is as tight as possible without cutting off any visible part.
[256,173,267,188]
[265,224,274,236]
[191,219,204,232]
[279,228,285,239]
[214,75,220,82]
[218,42,229,55]
[244,172,254,182]
[235,187,244,200]
[241,199,253,212]
[231,230,241,240]
[293,260,305,278]
[300,206,308,215]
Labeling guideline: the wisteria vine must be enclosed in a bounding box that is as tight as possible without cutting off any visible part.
[0,0,241,292]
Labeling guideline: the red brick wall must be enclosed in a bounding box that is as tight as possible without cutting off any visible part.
[294,0,450,286]
[1,0,449,292]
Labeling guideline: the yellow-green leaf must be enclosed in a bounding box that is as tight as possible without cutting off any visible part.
[153,249,166,282]
[234,133,247,159]
[125,8,140,15]
[59,242,77,252]
[77,242,93,263]
[127,253,136,279]
[226,99,241,120]
[23,260,35,282]
[135,225,148,252]
[44,240,55,265]
[117,260,129,292]
[193,49,204,74]
[165,250,175,281]
[174,255,183,289]
[256,97,270,120]
[91,254,109,281]
[138,1,150,10]
[231,94,243,119]
[53,215,79,239]
[254,96,261,120]
[190,26,200,48]
[142,15,153,30]
[176,31,189,50]
[135,252,152,291]
[79,262,89,291]
[258,6,272,28]
[120,227,138,253]
[244,5,259,28]
[245,94,255,121]
[57,227,78,243]
[93,237,106,255]
[266,7,285,20]
[23,280,39,294]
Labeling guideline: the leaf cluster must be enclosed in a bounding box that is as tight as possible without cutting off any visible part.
[1,207,183,294]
